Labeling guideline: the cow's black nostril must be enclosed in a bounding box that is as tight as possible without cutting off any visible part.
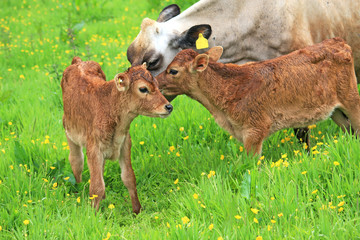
[165,104,173,113]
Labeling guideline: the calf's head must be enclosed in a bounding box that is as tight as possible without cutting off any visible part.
[157,46,223,97]
[114,64,173,117]
[127,4,212,76]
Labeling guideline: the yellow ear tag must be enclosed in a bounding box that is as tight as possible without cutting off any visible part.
[196,33,209,50]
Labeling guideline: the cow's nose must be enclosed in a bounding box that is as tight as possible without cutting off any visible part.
[165,104,173,113]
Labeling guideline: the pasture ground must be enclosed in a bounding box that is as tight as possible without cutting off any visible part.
[0,0,359,239]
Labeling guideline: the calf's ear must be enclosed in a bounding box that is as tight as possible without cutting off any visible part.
[207,46,223,62]
[174,24,212,49]
[157,4,180,22]
[114,73,130,92]
[192,54,209,72]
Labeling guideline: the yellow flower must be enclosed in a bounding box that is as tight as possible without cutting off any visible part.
[62,142,67,146]
[256,236,263,240]
[183,136,189,140]
[333,161,340,166]
[338,207,344,212]
[270,197,275,200]
[152,124,157,129]
[267,225,271,231]
[8,122,12,125]
[234,215,242,219]
[77,197,80,203]
[42,177,48,182]
[64,177,70,180]
[0,225,2,231]
[174,179,179,184]
[337,201,345,207]
[179,127,184,131]
[23,220,30,225]
[53,182,57,188]
[251,208,259,214]
[139,141,144,145]
[166,222,170,228]
[181,216,190,224]
[239,146,243,152]
[108,204,115,209]
[217,237,224,240]
[301,171,307,175]
[281,153,287,158]
[169,146,175,152]
[278,213,283,217]
[207,170,215,179]
[102,232,111,240]
[193,193,198,199]
[199,125,203,129]
[200,204,206,208]
[89,194,98,200]
[208,223,214,230]
[176,152,180,157]
[27,200,32,203]
[311,189,318,194]
[271,219,276,224]
[154,216,159,219]
[50,166,56,170]
[220,155,224,160]
[253,218,259,223]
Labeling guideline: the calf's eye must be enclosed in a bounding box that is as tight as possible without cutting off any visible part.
[139,87,149,93]
[169,69,178,75]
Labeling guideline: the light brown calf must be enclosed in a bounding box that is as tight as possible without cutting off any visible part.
[157,38,360,156]
[61,57,173,212]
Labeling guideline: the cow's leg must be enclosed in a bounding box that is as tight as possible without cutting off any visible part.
[337,104,360,137]
[243,128,268,156]
[331,109,353,133]
[294,127,310,150]
[87,142,105,210]
[119,133,141,214]
[66,135,84,183]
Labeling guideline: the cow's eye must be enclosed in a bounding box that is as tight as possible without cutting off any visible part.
[139,87,149,93]
[148,58,160,69]
[169,69,178,75]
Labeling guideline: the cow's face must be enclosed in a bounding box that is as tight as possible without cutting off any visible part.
[127,4,212,77]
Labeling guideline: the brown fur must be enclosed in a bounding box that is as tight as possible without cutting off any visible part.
[157,38,360,156]
[61,58,172,212]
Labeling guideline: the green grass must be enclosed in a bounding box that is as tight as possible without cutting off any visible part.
[1,0,360,239]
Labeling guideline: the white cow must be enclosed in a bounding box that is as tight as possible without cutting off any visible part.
[127,0,360,78]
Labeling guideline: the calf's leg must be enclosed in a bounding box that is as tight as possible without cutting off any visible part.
[66,135,84,183]
[331,109,353,133]
[119,133,141,214]
[87,143,106,210]
[243,128,267,156]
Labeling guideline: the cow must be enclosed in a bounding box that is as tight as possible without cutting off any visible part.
[156,38,360,156]
[127,0,360,146]
[61,57,173,212]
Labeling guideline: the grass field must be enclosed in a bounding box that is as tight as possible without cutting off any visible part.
[1,0,360,239]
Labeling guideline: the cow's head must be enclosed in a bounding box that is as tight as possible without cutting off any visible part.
[127,4,212,76]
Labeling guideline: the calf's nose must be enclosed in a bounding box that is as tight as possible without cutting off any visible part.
[165,104,173,113]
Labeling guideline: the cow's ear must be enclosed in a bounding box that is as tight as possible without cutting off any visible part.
[157,4,180,22]
[114,73,130,92]
[207,46,223,62]
[175,24,212,49]
[191,54,209,72]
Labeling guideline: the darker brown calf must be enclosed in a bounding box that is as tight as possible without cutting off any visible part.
[157,38,360,156]
[61,57,172,212]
